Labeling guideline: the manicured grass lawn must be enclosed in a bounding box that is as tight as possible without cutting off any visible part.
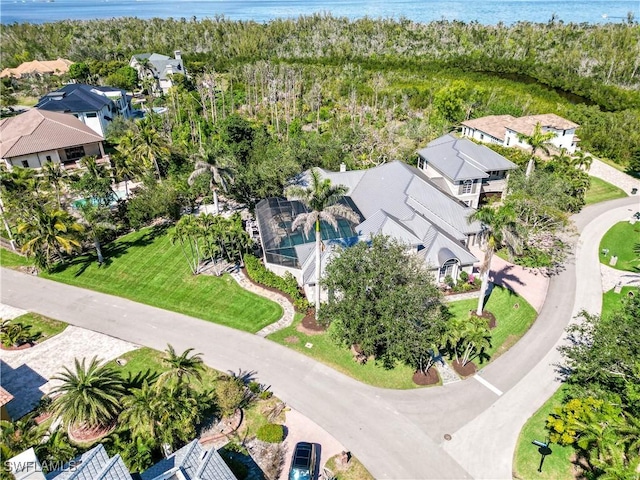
[513,385,575,480]
[12,312,67,342]
[598,221,640,272]
[270,287,535,389]
[0,248,30,268]
[446,285,537,364]
[602,286,638,318]
[269,314,421,389]
[584,176,627,205]
[37,226,282,333]
[325,454,375,480]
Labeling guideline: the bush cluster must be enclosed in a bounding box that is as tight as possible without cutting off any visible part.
[256,423,285,443]
[243,254,309,311]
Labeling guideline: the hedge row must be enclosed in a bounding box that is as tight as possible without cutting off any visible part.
[243,254,309,311]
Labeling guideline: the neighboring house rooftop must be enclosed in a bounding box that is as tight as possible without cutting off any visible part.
[35,84,123,115]
[132,52,184,81]
[461,114,515,141]
[0,386,14,407]
[0,58,73,78]
[0,109,103,159]
[505,113,579,136]
[47,444,132,480]
[417,134,517,182]
[140,439,237,480]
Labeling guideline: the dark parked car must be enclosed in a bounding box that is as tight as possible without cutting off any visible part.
[288,442,317,480]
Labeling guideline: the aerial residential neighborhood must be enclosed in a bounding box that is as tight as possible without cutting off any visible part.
[0,10,639,480]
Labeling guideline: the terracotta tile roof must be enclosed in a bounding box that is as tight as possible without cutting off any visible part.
[505,113,579,136]
[461,115,516,141]
[0,58,73,79]
[0,109,103,159]
[0,386,14,407]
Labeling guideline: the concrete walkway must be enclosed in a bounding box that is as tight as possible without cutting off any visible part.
[589,158,640,195]
[1,195,637,479]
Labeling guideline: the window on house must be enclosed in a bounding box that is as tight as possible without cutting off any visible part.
[506,137,510,146]
[86,112,97,118]
[64,146,85,161]
[417,157,425,170]
[461,180,473,194]
[46,155,51,161]
[21,160,29,168]
[480,133,484,140]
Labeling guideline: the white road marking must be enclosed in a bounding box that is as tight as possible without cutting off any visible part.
[473,374,503,396]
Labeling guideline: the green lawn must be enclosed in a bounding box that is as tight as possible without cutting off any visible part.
[446,285,537,364]
[584,176,627,205]
[513,385,575,480]
[598,221,640,272]
[602,286,638,319]
[269,287,536,389]
[29,227,282,333]
[11,312,67,342]
[0,248,30,268]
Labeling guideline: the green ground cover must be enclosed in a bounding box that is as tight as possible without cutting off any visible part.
[0,248,30,268]
[32,227,282,333]
[12,312,67,342]
[445,286,537,363]
[270,286,536,388]
[602,286,638,318]
[512,385,575,480]
[598,221,640,272]
[584,176,627,205]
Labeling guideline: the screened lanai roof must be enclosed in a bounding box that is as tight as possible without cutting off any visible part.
[255,197,362,269]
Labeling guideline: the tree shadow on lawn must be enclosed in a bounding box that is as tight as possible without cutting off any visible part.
[49,224,172,277]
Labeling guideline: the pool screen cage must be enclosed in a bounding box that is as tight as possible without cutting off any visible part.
[255,197,362,269]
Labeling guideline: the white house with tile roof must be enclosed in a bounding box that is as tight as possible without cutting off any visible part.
[0,109,106,171]
[255,160,483,301]
[417,134,517,208]
[462,113,579,153]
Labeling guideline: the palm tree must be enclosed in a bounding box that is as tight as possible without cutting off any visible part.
[42,161,67,208]
[51,357,125,429]
[119,381,159,440]
[517,122,556,177]
[0,416,44,460]
[77,203,115,264]
[159,344,204,386]
[18,207,85,270]
[187,148,233,214]
[130,119,170,181]
[286,168,359,319]
[114,136,143,198]
[468,205,523,315]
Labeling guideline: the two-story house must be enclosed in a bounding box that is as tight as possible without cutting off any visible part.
[0,109,106,171]
[417,134,517,208]
[35,83,132,137]
[462,113,579,153]
[130,51,185,96]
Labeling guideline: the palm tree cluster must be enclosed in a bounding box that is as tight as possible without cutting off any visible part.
[45,345,223,471]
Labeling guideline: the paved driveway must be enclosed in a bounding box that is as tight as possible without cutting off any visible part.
[0,324,137,419]
[1,196,636,479]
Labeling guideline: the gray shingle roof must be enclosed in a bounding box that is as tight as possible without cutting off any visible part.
[133,53,184,81]
[46,445,132,480]
[417,134,516,181]
[141,440,236,480]
[36,84,116,114]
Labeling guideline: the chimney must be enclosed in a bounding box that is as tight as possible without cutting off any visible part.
[174,50,182,60]
[340,162,347,172]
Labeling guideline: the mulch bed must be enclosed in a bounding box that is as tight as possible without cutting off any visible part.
[470,310,497,329]
[452,359,477,377]
[412,368,440,385]
[68,421,115,444]
[300,309,326,333]
[0,342,35,351]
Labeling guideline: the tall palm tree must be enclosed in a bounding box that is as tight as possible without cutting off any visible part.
[468,205,523,315]
[77,203,115,265]
[517,122,556,177]
[187,148,233,214]
[130,119,170,181]
[159,344,204,386]
[17,207,84,270]
[51,357,126,429]
[114,136,143,198]
[0,416,44,460]
[42,161,67,208]
[119,381,159,440]
[286,169,359,319]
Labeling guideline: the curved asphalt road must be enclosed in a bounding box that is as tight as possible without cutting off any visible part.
[1,196,637,479]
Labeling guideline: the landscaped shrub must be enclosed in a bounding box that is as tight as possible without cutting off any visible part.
[243,254,309,311]
[216,377,246,417]
[459,271,469,283]
[256,423,285,443]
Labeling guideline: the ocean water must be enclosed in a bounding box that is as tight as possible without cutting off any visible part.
[1,0,639,25]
